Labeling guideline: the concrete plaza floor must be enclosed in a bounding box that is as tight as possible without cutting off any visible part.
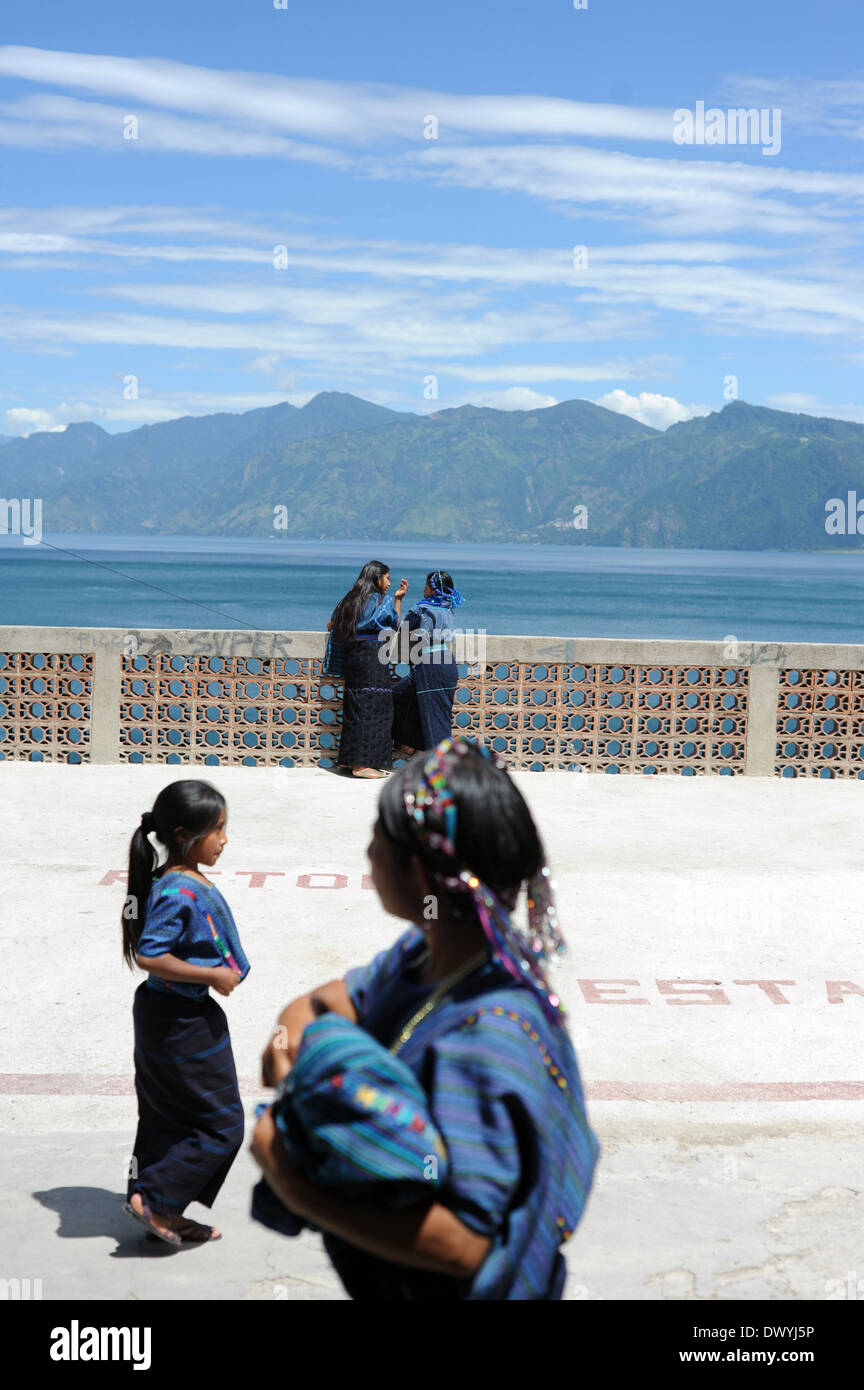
[1,761,863,1301]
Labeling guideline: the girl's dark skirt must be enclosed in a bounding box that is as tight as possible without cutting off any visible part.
[392,656,458,752]
[337,636,394,770]
[128,982,245,1215]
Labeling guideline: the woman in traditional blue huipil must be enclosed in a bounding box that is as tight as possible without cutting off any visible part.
[251,738,599,1300]
[392,570,463,757]
[324,560,407,779]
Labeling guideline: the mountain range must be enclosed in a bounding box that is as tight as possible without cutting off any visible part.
[1,390,862,549]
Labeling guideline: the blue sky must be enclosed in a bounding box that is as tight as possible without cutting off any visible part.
[0,0,862,435]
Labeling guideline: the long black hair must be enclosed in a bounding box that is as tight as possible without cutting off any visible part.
[332,560,389,643]
[377,742,543,919]
[122,780,226,968]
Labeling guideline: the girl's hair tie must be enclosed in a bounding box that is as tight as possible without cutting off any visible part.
[140,811,156,835]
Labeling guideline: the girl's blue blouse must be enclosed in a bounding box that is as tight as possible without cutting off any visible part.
[136,872,251,999]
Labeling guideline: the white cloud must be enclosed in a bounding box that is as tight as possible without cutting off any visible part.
[4,407,64,435]
[0,46,673,144]
[594,389,713,430]
[4,210,859,341]
[0,93,352,163]
[403,143,864,237]
[0,297,649,365]
[456,386,559,411]
[0,48,860,247]
[249,354,299,392]
[765,392,864,424]
[4,401,95,435]
[765,392,821,411]
[447,359,664,382]
[4,390,322,434]
[721,74,864,141]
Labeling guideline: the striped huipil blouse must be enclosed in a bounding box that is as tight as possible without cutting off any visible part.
[340,926,599,1301]
[136,872,251,998]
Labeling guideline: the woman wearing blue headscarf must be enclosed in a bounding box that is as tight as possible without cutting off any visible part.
[392,570,464,757]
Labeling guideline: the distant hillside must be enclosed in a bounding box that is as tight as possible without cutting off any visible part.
[570,402,864,549]
[177,397,652,542]
[1,392,862,549]
[0,393,413,531]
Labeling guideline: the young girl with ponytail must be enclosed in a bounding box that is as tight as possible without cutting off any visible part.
[122,780,250,1245]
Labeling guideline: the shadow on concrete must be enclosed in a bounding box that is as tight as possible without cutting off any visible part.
[33,1187,181,1258]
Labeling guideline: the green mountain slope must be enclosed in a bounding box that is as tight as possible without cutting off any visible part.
[169,398,653,540]
[2,392,862,549]
[0,393,413,531]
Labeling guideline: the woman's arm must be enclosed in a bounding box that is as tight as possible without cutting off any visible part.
[262,979,357,1085]
[250,1106,490,1280]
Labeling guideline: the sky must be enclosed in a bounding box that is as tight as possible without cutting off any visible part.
[0,0,862,436]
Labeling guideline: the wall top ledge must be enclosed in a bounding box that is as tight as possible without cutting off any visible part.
[0,626,863,669]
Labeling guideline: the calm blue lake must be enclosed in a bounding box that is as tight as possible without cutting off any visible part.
[0,534,861,643]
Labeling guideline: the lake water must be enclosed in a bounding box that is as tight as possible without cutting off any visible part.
[0,534,860,644]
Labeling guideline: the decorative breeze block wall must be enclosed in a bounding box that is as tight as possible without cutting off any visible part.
[118,651,748,773]
[0,651,92,762]
[0,629,861,777]
[775,668,864,779]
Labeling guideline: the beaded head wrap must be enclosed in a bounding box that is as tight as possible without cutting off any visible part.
[402,737,566,1023]
[419,570,464,610]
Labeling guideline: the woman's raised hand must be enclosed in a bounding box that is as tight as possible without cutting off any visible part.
[394,578,409,599]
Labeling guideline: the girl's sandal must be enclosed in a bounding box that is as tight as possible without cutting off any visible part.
[123,1199,182,1247]
[170,1217,222,1243]
[351,768,388,779]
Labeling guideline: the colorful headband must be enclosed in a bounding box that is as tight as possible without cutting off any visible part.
[403,737,566,1022]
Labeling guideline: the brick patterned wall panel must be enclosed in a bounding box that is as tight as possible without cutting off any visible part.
[545,663,747,774]
[775,669,864,778]
[119,652,352,768]
[14,631,864,778]
[0,651,92,762]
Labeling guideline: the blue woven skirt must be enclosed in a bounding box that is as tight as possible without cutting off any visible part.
[337,637,394,769]
[128,982,245,1215]
[392,656,458,752]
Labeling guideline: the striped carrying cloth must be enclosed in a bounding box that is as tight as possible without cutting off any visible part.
[251,1013,449,1237]
[341,927,600,1300]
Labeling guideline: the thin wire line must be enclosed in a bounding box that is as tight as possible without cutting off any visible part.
[34,538,267,632]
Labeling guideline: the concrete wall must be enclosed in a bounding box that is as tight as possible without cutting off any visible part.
[0,625,862,776]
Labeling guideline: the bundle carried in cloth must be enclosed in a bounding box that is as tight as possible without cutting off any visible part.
[251,1013,449,1237]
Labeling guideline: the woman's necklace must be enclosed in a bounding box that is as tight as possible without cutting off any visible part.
[390,949,488,1055]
